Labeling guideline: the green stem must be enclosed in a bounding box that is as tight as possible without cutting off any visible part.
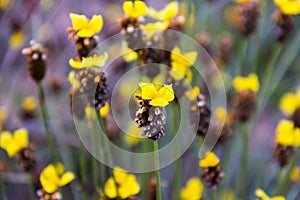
[79,143,88,200]
[36,82,57,163]
[96,111,120,199]
[257,44,283,113]
[154,140,162,200]
[0,171,7,200]
[238,38,248,76]
[88,120,99,189]
[27,173,36,200]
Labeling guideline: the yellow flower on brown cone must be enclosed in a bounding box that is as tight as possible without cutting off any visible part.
[199,152,220,168]
[123,0,148,19]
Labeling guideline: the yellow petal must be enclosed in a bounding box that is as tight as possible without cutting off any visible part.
[113,167,128,185]
[149,98,169,106]
[214,107,227,122]
[185,87,200,101]
[89,15,103,34]
[85,106,96,120]
[118,174,140,199]
[199,152,220,168]
[148,1,178,21]
[0,131,13,152]
[140,22,168,38]
[40,165,60,193]
[55,163,65,175]
[100,103,110,117]
[180,177,203,200]
[279,93,300,116]
[158,84,175,102]
[13,128,28,150]
[290,166,300,182]
[255,189,270,200]
[275,120,295,146]
[69,13,89,31]
[22,96,37,111]
[68,71,81,89]
[81,53,108,68]
[139,82,157,100]
[233,74,259,92]
[58,171,75,186]
[104,178,117,198]
[274,0,300,15]
[9,31,25,49]
[123,1,147,19]
[122,44,138,62]
[69,59,82,69]
[77,29,95,38]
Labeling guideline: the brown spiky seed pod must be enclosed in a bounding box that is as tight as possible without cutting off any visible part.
[135,95,167,140]
[16,145,36,171]
[77,68,109,109]
[274,144,295,167]
[22,41,47,82]
[237,2,260,36]
[218,33,234,64]
[37,189,62,200]
[272,10,295,42]
[120,17,144,51]
[236,90,256,121]
[75,37,98,58]
[291,108,300,128]
[201,164,224,188]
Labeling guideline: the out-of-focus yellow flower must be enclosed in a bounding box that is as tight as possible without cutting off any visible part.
[274,0,300,15]
[255,189,285,200]
[235,0,251,3]
[69,13,103,38]
[123,0,148,19]
[124,122,144,146]
[68,71,81,89]
[104,166,140,199]
[0,0,10,10]
[100,103,110,117]
[140,22,168,38]
[279,88,300,116]
[185,87,200,101]
[233,74,260,93]
[275,120,300,146]
[122,44,138,63]
[148,1,179,22]
[69,53,108,69]
[170,47,197,80]
[214,107,227,122]
[199,152,220,168]
[139,83,174,106]
[290,166,300,182]
[40,163,75,194]
[180,177,203,200]
[0,107,7,124]
[9,30,25,49]
[0,128,28,157]
[22,96,37,112]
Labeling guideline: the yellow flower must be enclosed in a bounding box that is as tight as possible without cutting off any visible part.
[40,163,75,194]
[139,82,174,106]
[148,1,179,22]
[69,13,103,37]
[0,128,28,157]
[0,107,7,124]
[255,189,285,200]
[69,53,108,69]
[185,87,200,101]
[279,90,300,116]
[100,103,110,117]
[214,107,227,123]
[235,0,251,3]
[0,0,11,10]
[232,73,260,92]
[124,122,144,146]
[104,166,140,199]
[9,30,25,49]
[275,120,296,146]
[22,96,37,112]
[123,0,148,19]
[290,166,300,182]
[68,71,81,89]
[274,0,300,15]
[180,177,203,200]
[122,44,138,63]
[199,152,220,168]
[170,47,197,80]
[140,22,168,38]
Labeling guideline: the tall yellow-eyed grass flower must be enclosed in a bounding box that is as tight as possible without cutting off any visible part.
[104,166,140,199]
[123,0,148,19]
[69,13,103,38]
[39,163,75,194]
[255,189,285,200]
[180,177,204,200]
[199,152,224,188]
[185,87,211,137]
[233,73,260,121]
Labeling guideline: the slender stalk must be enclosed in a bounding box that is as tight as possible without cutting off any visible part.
[36,82,57,163]
[88,120,99,189]
[154,140,162,200]
[79,143,88,200]
[96,111,120,199]
[27,173,36,200]
[238,38,248,76]
[0,171,7,200]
